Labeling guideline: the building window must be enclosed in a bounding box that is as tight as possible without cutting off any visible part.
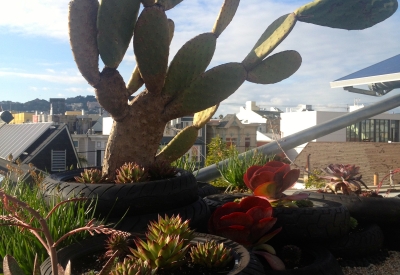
[73,140,79,147]
[187,145,201,162]
[245,137,251,149]
[51,150,66,171]
[346,119,394,142]
[97,141,102,148]
[226,137,237,147]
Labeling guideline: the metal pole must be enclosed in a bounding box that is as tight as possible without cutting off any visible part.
[196,93,400,182]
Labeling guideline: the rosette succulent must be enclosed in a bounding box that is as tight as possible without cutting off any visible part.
[243,161,307,205]
[189,240,233,268]
[115,162,148,183]
[208,196,285,270]
[320,164,368,195]
[146,215,194,245]
[74,168,104,183]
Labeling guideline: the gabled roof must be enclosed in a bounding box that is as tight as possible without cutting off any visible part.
[0,122,54,161]
[216,114,245,129]
[330,54,400,88]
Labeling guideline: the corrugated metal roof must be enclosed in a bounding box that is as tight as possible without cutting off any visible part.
[0,122,53,161]
[330,54,400,88]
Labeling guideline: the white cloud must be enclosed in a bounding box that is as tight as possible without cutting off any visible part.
[0,71,85,84]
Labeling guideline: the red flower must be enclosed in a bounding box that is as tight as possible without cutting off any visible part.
[208,196,281,247]
[243,161,300,199]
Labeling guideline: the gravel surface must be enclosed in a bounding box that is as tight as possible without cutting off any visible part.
[342,251,400,275]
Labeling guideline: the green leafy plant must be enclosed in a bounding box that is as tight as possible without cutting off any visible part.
[304,169,326,189]
[218,149,274,192]
[67,0,397,179]
[171,155,199,174]
[349,217,358,230]
[294,199,314,208]
[0,188,123,275]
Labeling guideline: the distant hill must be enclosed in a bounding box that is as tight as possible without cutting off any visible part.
[0,95,98,113]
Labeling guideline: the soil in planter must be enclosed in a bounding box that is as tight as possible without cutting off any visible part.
[71,251,234,275]
[257,248,315,271]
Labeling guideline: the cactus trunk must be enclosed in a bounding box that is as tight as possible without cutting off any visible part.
[102,92,167,179]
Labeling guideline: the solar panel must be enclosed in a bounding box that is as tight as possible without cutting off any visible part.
[331,54,400,88]
[0,122,53,161]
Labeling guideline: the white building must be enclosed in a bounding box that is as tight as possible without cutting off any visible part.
[280,104,400,161]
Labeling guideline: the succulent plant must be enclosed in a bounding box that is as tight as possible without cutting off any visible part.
[147,161,177,181]
[74,168,104,183]
[111,258,156,275]
[130,234,189,270]
[320,164,369,195]
[189,240,233,268]
[294,199,314,208]
[115,162,148,183]
[68,0,397,179]
[105,233,132,259]
[146,215,194,245]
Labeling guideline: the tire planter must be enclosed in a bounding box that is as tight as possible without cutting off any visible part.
[40,233,265,275]
[323,223,384,259]
[41,168,198,219]
[204,193,350,242]
[295,191,400,224]
[197,181,222,198]
[264,246,343,275]
[108,196,210,233]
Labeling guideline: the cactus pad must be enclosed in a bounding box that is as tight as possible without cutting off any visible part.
[242,13,297,71]
[247,50,302,84]
[157,0,185,10]
[168,19,175,44]
[163,33,217,99]
[177,62,247,114]
[126,66,144,95]
[68,0,100,87]
[157,126,199,163]
[193,104,219,128]
[295,0,398,30]
[134,6,170,94]
[212,0,240,37]
[97,0,141,68]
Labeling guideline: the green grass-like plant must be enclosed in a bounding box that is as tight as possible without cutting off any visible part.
[0,179,97,274]
[304,169,326,189]
[218,150,275,192]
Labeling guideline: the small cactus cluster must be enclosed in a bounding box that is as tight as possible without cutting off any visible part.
[107,215,234,273]
[74,168,104,183]
[115,162,148,183]
[189,240,233,268]
[111,258,156,275]
[68,0,398,178]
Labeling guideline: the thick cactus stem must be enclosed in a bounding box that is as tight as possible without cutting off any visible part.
[295,0,398,30]
[246,50,302,84]
[68,0,100,87]
[193,104,219,128]
[134,6,170,94]
[97,0,141,68]
[212,0,240,37]
[168,19,175,44]
[242,13,297,71]
[162,33,217,99]
[156,125,199,163]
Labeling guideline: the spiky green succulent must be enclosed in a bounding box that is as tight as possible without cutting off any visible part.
[130,234,189,270]
[68,0,398,177]
[105,233,132,258]
[115,162,148,183]
[189,240,233,268]
[111,257,156,275]
[146,215,194,245]
[74,168,104,183]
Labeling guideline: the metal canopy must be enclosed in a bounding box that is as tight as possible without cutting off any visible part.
[330,54,400,96]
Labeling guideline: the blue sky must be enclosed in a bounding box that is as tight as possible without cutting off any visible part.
[0,0,399,116]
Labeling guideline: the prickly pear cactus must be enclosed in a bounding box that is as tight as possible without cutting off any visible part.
[68,0,397,178]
